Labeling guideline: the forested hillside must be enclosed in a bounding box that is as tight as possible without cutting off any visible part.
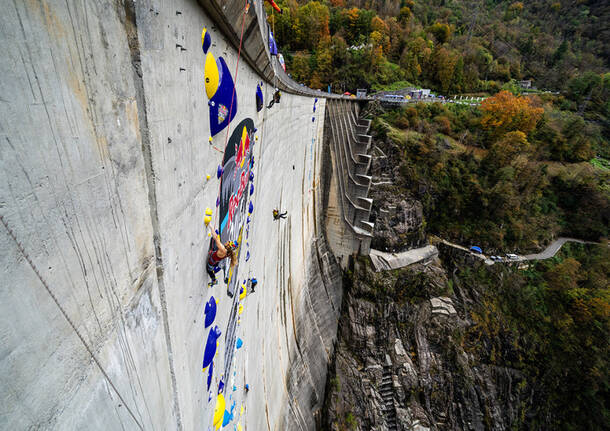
[268,0,609,95]
[370,90,609,251]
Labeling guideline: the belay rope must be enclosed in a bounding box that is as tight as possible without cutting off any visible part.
[214,0,249,229]
[0,214,145,431]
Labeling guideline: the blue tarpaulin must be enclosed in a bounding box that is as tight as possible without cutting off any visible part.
[470,246,482,253]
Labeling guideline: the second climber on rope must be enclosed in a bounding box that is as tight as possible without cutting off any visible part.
[267,89,281,109]
[273,208,287,221]
[206,226,238,287]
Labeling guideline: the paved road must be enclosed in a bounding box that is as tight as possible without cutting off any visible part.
[438,237,596,266]
[522,237,593,260]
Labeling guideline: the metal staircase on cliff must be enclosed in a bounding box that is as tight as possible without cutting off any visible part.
[380,365,397,431]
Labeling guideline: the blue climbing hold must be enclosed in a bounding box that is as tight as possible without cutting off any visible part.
[204,296,217,328]
[248,201,254,214]
[217,165,223,178]
[247,216,251,224]
[312,117,315,122]
[245,251,250,262]
[222,401,236,427]
[255,85,264,112]
[250,183,254,196]
[216,196,220,207]
[202,325,221,370]
[236,338,243,349]
[249,171,254,182]
[202,29,212,54]
[206,361,214,391]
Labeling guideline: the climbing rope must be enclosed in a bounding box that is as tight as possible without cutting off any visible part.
[0,214,145,431]
[215,0,249,229]
[271,7,277,89]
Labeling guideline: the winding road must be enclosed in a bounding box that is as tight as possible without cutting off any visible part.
[521,237,593,260]
[437,237,599,266]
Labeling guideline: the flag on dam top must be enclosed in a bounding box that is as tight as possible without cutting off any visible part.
[268,25,278,56]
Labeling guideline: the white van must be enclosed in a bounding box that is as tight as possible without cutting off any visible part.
[506,254,519,260]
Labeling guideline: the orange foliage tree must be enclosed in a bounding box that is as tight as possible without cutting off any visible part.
[480,91,544,140]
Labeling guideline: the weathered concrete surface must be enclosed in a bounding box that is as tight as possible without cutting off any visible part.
[369,245,438,271]
[0,0,346,430]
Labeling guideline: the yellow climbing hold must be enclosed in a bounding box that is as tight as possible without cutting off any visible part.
[238,303,244,315]
[206,174,211,180]
[204,52,219,99]
[240,405,244,415]
[212,393,225,428]
[237,424,242,431]
[204,207,213,226]
[239,285,247,300]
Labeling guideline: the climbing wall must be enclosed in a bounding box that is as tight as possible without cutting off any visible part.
[0,0,343,430]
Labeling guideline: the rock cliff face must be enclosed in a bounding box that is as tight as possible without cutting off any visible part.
[371,197,425,252]
[323,255,528,431]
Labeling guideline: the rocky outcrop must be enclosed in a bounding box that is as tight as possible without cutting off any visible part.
[323,257,527,430]
[372,198,426,251]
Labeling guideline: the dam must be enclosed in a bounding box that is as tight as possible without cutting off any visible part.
[0,1,372,429]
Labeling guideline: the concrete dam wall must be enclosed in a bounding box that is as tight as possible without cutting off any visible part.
[0,1,373,429]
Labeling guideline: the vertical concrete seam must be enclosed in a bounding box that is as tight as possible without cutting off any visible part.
[120,1,183,429]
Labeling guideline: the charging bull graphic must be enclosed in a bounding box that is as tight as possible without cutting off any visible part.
[210,118,255,296]
[202,28,238,136]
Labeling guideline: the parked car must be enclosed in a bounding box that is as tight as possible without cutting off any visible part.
[506,253,519,260]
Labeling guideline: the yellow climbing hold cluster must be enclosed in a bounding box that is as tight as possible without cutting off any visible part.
[204,207,213,227]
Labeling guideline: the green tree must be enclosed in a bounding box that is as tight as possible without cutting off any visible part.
[294,1,330,50]
[428,22,451,44]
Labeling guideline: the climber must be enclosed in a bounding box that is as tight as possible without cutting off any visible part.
[265,0,282,14]
[266,88,281,109]
[206,226,238,287]
[272,209,287,220]
[250,278,258,293]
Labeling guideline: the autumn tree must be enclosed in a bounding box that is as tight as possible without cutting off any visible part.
[432,46,458,93]
[429,22,451,44]
[313,39,333,86]
[294,1,330,50]
[399,6,412,25]
[480,91,544,140]
[484,130,530,169]
[290,51,311,84]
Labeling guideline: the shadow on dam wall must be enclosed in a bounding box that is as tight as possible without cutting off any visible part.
[0,0,369,430]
